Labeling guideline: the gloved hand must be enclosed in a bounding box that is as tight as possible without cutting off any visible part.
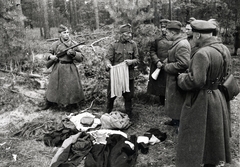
[124,59,135,66]
[67,49,76,57]
[156,61,163,69]
[106,64,112,71]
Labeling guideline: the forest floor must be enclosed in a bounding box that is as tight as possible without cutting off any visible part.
[0,47,240,167]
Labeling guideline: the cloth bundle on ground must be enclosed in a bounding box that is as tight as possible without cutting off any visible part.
[100,111,131,130]
[88,129,128,145]
[67,112,101,131]
[43,118,79,147]
[85,134,138,167]
[144,128,167,142]
[50,132,93,167]
[136,128,167,154]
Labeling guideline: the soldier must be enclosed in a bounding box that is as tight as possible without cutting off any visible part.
[233,26,240,55]
[162,20,191,127]
[176,20,232,167]
[185,17,196,48]
[105,24,139,118]
[39,24,85,111]
[147,19,172,106]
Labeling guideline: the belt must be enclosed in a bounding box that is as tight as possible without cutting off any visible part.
[59,60,73,64]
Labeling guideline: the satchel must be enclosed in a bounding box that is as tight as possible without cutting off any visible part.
[219,74,240,101]
[209,45,240,101]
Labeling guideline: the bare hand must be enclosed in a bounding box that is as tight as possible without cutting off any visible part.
[156,61,163,68]
[124,59,134,66]
[67,49,76,57]
[49,55,58,61]
[106,64,112,70]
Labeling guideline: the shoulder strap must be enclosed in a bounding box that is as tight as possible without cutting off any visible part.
[208,45,228,81]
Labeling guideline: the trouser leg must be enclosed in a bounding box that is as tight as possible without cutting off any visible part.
[159,95,165,105]
[106,81,116,113]
[233,47,238,55]
[123,80,134,117]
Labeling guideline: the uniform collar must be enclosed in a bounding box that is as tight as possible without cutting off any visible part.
[169,35,187,49]
[198,36,221,48]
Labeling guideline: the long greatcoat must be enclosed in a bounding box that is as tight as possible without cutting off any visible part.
[147,36,172,96]
[164,35,190,120]
[46,39,85,105]
[176,37,232,167]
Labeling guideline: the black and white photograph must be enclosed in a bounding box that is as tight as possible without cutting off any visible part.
[0,0,239,166]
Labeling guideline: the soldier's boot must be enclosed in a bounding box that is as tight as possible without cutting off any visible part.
[106,98,115,113]
[125,101,133,119]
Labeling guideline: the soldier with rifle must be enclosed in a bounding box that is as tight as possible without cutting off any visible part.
[39,24,85,111]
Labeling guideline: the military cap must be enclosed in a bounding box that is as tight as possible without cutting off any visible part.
[187,17,196,24]
[119,24,132,33]
[58,24,68,33]
[191,20,216,33]
[208,19,219,27]
[160,19,170,27]
[166,20,182,30]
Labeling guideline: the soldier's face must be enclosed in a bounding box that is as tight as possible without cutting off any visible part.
[60,30,70,41]
[192,32,201,45]
[166,29,174,40]
[161,27,167,35]
[185,24,193,37]
[122,32,132,41]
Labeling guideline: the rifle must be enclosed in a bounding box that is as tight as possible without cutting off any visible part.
[46,41,85,69]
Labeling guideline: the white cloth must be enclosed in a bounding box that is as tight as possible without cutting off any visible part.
[67,112,101,131]
[88,129,128,144]
[110,62,130,98]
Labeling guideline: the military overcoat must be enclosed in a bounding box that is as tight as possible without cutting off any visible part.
[164,35,190,119]
[147,36,172,96]
[176,37,232,166]
[46,39,85,105]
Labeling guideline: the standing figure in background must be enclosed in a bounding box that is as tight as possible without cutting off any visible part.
[233,26,240,55]
[40,24,85,111]
[105,24,139,118]
[147,19,172,106]
[176,20,232,167]
[162,20,191,127]
[185,17,196,48]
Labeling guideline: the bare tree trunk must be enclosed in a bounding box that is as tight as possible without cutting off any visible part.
[49,0,56,27]
[37,0,44,37]
[69,0,73,28]
[42,0,50,39]
[93,0,99,30]
[169,0,172,20]
[153,0,160,27]
[73,0,77,27]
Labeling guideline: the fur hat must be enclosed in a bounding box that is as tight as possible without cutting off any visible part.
[167,20,182,30]
[58,24,68,33]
